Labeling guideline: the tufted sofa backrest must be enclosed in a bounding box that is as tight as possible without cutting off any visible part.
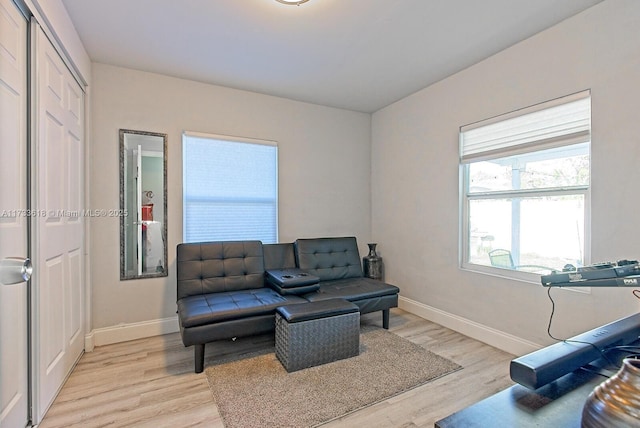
[295,237,363,281]
[263,242,297,270]
[176,241,265,300]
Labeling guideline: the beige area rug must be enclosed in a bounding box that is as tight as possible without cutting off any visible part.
[205,325,461,428]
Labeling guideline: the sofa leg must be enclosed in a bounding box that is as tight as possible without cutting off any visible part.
[382,309,390,329]
[194,344,205,373]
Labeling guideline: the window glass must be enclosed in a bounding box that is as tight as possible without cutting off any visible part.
[468,143,589,193]
[468,194,585,272]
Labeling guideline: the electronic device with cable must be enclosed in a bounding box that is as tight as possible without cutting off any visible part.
[541,259,640,287]
[510,259,640,390]
[510,312,640,389]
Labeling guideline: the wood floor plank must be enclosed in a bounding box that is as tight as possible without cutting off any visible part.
[38,309,515,428]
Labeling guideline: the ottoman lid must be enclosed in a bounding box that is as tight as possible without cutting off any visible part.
[276,299,358,323]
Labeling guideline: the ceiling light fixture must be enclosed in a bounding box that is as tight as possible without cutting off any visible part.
[275,0,310,5]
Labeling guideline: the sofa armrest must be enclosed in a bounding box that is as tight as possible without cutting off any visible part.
[265,268,320,295]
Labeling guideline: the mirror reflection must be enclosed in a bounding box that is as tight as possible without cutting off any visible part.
[120,129,168,279]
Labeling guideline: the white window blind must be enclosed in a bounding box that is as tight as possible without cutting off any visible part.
[183,132,278,244]
[460,91,591,162]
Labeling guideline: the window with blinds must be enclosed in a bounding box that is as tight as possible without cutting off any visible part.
[460,91,591,280]
[182,132,278,244]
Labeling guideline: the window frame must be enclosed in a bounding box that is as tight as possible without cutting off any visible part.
[459,92,591,283]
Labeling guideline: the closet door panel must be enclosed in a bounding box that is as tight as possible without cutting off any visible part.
[33,24,85,424]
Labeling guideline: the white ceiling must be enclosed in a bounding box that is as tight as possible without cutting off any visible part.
[61,0,602,113]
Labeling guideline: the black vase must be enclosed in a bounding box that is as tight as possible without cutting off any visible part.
[363,243,383,280]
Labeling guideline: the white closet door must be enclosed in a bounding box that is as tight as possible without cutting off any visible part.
[0,0,29,426]
[32,23,85,424]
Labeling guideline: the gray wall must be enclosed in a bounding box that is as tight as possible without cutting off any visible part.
[89,64,371,331]
[89,1,640,352]
[372,0,640,351]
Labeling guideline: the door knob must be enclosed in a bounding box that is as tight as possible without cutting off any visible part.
[0,257,32,285]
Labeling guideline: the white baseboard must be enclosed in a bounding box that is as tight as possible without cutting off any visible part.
[398,296,542,356]
[85,316,180,350]
[83,299,542,356]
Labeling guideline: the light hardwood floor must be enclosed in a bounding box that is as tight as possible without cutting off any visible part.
[38,309,515,427]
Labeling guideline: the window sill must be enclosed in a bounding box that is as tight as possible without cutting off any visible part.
[460,264,592,294]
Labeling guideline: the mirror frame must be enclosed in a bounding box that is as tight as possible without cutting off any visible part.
[119,129,168,280]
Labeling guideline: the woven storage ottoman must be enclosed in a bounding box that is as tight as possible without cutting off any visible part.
[275,299,360,372]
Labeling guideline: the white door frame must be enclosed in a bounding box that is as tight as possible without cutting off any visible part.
[0,0,29,426]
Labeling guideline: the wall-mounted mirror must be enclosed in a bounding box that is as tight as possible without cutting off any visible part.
[120,129,168,280]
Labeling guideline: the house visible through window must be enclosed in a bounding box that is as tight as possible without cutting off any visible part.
[183,132,278,244]
[460,91,591,279]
